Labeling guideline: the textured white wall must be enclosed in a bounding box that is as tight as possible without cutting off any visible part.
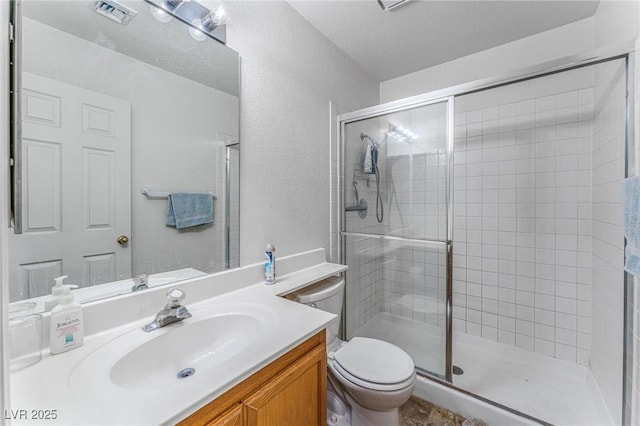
[225,2,379,265]
[380,18,595,103]
[593,0,639,49]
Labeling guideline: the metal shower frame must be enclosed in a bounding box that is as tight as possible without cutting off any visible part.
[337,42,636,424]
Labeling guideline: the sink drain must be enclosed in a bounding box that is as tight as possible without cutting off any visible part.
[177,368,195,379]
[452,365,464,375]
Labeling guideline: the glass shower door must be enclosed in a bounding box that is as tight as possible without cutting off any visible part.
[341,100,451,379]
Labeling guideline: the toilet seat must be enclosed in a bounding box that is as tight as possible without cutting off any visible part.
[329,337,415,391]
[330,360,416,392]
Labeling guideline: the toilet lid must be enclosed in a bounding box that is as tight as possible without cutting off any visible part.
[333,337,414,385]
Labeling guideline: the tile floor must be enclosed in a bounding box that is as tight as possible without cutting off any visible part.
[399,396,466,426]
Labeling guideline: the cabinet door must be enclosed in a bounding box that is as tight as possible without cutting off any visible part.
[243,345,326,426]
[207,404,243,426]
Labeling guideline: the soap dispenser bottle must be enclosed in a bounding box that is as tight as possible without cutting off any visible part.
[49,285,84,354]
[264,244,276,284]
[44,275,68,312]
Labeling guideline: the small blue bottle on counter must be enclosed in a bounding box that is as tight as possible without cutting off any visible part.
[264,244,276,284]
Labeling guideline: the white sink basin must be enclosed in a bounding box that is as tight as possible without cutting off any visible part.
[69,303,279,390]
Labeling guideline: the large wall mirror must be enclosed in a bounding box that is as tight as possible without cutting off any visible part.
[9,0,240,310]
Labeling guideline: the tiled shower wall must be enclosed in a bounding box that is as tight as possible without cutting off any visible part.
[378,109,448,329]
[452,68,595,364]
[343,118,385,336]
[340,63,627,393]
[343,107,449,337]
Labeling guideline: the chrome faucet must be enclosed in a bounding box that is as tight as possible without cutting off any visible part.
[142,288,192,332]
[131,274,149,292]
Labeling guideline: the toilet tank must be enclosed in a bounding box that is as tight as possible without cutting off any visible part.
[287,276,344,346]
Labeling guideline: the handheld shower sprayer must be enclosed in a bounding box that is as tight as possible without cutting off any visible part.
[359,133,384,223]
[353,181,360,205]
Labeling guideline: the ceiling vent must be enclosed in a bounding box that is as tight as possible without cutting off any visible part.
[93,0,138,24]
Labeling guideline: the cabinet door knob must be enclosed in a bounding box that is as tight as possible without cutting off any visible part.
[117,235,129,245]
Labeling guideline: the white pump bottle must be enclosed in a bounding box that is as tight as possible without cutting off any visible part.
[44,275,69,311]
[49,285,84,354]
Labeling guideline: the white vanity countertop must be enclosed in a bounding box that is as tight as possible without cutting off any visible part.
[9,253,347,425]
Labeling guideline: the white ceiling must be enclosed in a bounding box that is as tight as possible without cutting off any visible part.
[289,0,600,82]
[23,1,239,95]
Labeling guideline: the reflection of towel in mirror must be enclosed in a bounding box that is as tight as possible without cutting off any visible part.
[623,177,640,275]
[166,193,213,229]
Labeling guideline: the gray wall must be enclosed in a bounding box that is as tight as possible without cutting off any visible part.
[226,1,379,265]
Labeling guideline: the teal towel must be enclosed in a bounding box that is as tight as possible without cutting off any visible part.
[623,177,640,275]
[166,193,213,229]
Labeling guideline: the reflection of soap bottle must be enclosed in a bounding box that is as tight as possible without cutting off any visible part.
[44,275,68,312]
[264,244,276,285]
[49,285,84,355]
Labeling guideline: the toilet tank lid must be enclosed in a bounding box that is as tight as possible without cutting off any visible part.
[289,276,344,303]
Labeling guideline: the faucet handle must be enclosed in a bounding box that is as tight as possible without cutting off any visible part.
[165,287,186,308]
[133,274,148,285]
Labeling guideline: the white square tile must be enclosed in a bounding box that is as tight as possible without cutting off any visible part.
[557,90,579,108]
[556,296,577,314]
[555,327,576,345]
[498,330,516,345]
[482,325,498,341]
[516,290,535,307]
[535,308,555,326]
[555,343,577,362]
[517,99,535,115]
[515,334,534,351]
[535,293,555,310]
[516,305,535,322]
[516,319,535,336]
[500,103,517,118]
[535,338,555,357]
[556,312,577,330]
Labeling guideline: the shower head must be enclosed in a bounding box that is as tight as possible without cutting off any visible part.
[360,133,381,148]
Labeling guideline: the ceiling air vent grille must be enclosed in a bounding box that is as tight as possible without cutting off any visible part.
[94,0,138,24]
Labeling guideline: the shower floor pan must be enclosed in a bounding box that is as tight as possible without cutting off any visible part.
[353,312,613,426]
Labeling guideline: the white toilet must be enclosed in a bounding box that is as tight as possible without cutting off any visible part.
[289,277,416,426]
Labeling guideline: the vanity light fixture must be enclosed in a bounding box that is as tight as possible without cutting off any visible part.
[187,1,230,41]
[387,123,416,142]
[145,0,228,44]
[149,3,173,23]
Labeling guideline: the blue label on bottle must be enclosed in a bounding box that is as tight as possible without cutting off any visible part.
[265,251,275,284]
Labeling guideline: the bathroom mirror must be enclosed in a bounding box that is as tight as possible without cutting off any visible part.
[8,0,240,310]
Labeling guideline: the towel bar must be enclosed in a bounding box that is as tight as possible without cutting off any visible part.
[140,188,216,199]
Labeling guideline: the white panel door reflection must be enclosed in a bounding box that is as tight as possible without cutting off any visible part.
[9,72,131,301]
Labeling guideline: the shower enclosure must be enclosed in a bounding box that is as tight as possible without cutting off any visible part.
[338,51,632,425]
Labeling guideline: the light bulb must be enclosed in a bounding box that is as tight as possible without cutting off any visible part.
[202,0,230,26]
[149,4,173,23]
[188,19,207,41]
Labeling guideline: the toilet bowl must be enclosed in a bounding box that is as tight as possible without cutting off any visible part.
[288,277,416,426]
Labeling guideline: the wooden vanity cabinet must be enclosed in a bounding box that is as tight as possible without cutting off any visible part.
[206,404,242,426]
[179,330,327,426]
